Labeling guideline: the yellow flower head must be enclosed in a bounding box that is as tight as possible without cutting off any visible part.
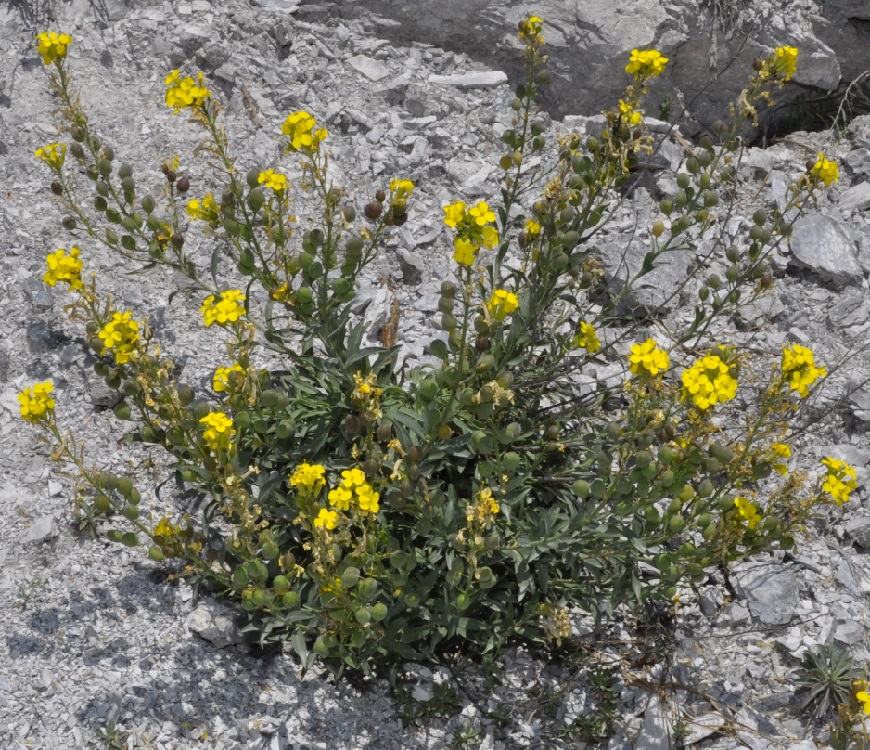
[35,143,67,171]
[771,442,791,475]
[453,237,478,266]
[445,199,499,266]
[98,311,141,365]
[628,338,670,377]
[619,99,643,127]
[313,508,339,530]
[821,456,857,505]
[36,31,72,66]
[468,201,496,227]
[44,247,83,290]
[213,363,245,393]
[525,218,542,236]
[572,320,601,354]
[19,381,56,424]
[199,290,246,328]
[625,49,669,79]
[281,110,327,153]
[856,690,870,716]
[811,152,838,186]
[186,193,218,222]
[199,411,236,451]
[258,169,289,193]
[467,486,500,526]
[771,46,798,81]
[780,343,826,397]
[486,289,519,322]
[164,70,212,111]
[681,354,738,410]
[389,178,415,209]
[443,200,467,228]
[291,462,327,491]
[327,468,379,514]
[734,497,761,530]
[518,15,544,44]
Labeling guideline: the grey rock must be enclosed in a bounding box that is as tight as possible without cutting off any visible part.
[734,567,800,626]
[683,713,725,745]
[827,289,869,329]
[844,148,870,176]
[635,695,671,750]
[790,39,841,91]
[397,249,425,285]
[833,617,864,646]
[347,55,391,82]
[24,516,59,543]
[850,388,870,423]
[21,277,54,312]
[428,71,508,87]
[845,515,870,548]
[789,213,864,289]
[185,600,245,648]
[84,369,122,408]
[838,182,870,212]
[249,0,300,10]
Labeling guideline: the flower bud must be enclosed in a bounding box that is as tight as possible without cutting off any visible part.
[364,201,383,220]
[375,189,386,203]
[50,181,63,196]
[62,216,77,230]
[341,204,356,222]
[171,233,184,249]
[176,175,190,193]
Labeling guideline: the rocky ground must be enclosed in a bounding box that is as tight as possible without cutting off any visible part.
[1,0,870,748]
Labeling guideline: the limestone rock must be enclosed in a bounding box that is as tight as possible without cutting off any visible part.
[734,566,800,626]
[789,213,864,289]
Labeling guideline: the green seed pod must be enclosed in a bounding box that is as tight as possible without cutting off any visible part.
[113,402,132,420]
[676,173,691,189]
[148,546,165,562]
[707,273,721,290]
[246,168,261,189]
[749,225,764,241]
[586,136,600,152]
[704,190,719,207]
[573,479,591,498]
[247,188,265,211]
[659,199,673,216]
[94,494,112,513]
[686,156,700,174]
[752,209,767,226]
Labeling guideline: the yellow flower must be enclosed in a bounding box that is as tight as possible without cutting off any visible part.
[443,200,467,228]
[199,290,246,328]
[36,31,72,66]
[619,99,642,127]
[164,69,212,111]
[772,442,791,475]
[811,152,838,186]
[281,111,327,153]
[258,169,289,193]
[628,338,670,377]
[625,49,669,79]
[734,497,761,529]
[780,344,826,397]
[518,15,544,44]
[572,321,601,354]
[487,289,519,322]
[468,201,496,227]
[772,46,798,81]
[98,311,141,365]
[467,486,500,526]
[291,462,327,491]
[856,690,870,716]
[213,363,245,393]
[19,381,56,423]
[186,193,218,222]
[35,142,66,170]
[356,484,380,514]
[327,486,352,511]
[681,354,738,410]
[199,411,236,451]
[44,247,83,290]
[453,238,478,266]
[822,457,857,505]
[313,508,339,530]
[525,218,541,236]
[390,178,415,209]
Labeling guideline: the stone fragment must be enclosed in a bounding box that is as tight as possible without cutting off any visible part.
[683,713,725,745]
[185,600,244,648]
[838,182,870,212]
[789,213,863,289]
[347,55,391,81]
[84,369,122,408]
[249,0,300,10]
[24,516,59,543]
[844,515,870,548]
[844,148,870,176]
[397,249,425,285]
[428,71,508,87]
[635,695,671,750]
[734,567,800,626]
[21,277,53,312]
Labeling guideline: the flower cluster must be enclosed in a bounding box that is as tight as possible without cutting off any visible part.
[681,354,738,410]
[486,289,519,322]
[734,497,761,530]
[290,462,327,492]
[811,152,838,186]
[770,46,798,82]
[443,200,500,266]
[199,411,236,452]
[44,247,83,290]
[328,468,380,514]
[258,170,289,193]
[389,178,415,210]
[18,381,56,424]
[36,31,72,66]
[618,99,642,126]
[628,338,670,377]
[572,321,601,354]
[821,457,857,505]
[98,311,141,365]
[525,218,541,237]
[625,48,669,79]
[213,363,245,393]
[351,371,383,418]
[856,688,870,716]
[518,15,544,45]
[313,508,339,530]
[186,194,218,222]
[200,290,246,328]
[467,486,500,527]
[780,344,826,398]
[35,143,66,170]
[281,111,327,153]
[164,70,212,111]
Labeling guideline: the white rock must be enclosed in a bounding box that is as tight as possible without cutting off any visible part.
[428,71,508,87]
[347,55,391,82]
[24,516,59,543]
